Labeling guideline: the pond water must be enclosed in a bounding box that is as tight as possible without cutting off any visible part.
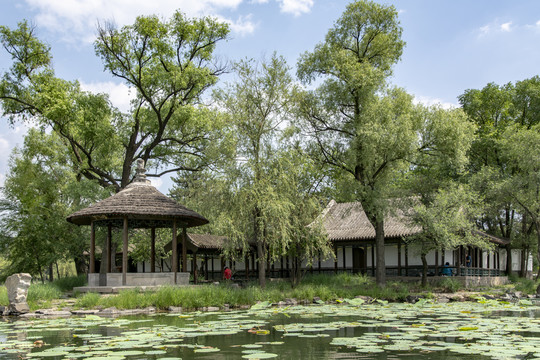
[0,299,539,359]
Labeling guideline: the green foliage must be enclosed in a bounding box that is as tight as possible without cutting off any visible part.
[436,278,463,293]
[52,275,87,292]
[0,287,7,306]
[0,13,230,192]
[172,54,332,288]
[0,130,105,279]
[75,292,101,308]
[510,276,539,295]
[460,77,540,276]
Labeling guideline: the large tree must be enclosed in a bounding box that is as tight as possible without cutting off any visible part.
[0,129,107,280]
[296,0,406,286]
[0,13,229,192]
[459,77,540,275]
[499,124,540,278]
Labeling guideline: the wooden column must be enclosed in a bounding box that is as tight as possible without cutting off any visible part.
[90,221,96,274]
[435,249,439,275]
[211,255,215,280]
[363,245,368,274]
[122,217,128,286]
[221,256,225,278]
[193,252,198,284]
[205,254,209,280]
[245,254,250,280]
[107,225,112,273]
[334,244,338,273]
[343,246,347,270]
[172,220,178,274]
[371,245,375,276]
[182,227,187,272]
[405,244,409,276]
[150,227,156,273]
[397,240,402,276]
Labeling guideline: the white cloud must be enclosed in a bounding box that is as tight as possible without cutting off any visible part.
[220,14,258,36]
[24,0,245,43]
[500,21,512,32]
[79,81,134,113]
[478,19,514,37]
[277,0,313,16]
[413,95,457,110]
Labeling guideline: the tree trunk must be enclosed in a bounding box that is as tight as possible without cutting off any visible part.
[49,263,54,282]
[506,243,513,276]
[421,253,428,287]
[73,254,87,275]
[375,220,386,287]
[257,241,266,288]
[520,248,527,277]
[536,222,540,280]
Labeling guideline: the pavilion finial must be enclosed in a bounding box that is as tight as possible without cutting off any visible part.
[133,159,150,184]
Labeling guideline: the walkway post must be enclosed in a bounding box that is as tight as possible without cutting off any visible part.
[172,220,178,274]
[122,217,128,285]
[182,227,187,272]
[90,221,95,274]
[150,227,156,273]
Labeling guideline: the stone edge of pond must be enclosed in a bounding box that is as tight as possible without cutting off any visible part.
[2,290,539,319]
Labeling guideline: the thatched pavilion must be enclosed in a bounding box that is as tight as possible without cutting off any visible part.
[67,159,208,288]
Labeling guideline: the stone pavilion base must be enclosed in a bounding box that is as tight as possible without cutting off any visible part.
[74,272,190,293]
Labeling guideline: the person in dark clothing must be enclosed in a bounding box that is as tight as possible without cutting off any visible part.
[441,262,452,276]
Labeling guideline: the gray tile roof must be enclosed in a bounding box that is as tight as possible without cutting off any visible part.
[320,200,422,241]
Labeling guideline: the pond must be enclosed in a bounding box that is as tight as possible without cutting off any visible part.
[0,298,539,359]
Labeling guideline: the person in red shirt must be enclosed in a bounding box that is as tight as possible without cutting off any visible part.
[223,266,232,280]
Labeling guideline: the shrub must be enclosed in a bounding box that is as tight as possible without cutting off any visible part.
[75,292,100,308]
[437,278,462,293]
[52,275,87,292]
[511,277,538,295]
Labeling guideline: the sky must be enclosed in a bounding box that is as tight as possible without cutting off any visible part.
[1,0,540,192]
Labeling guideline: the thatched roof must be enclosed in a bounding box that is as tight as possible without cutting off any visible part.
[319,200,422,241]
[67,160,208,228]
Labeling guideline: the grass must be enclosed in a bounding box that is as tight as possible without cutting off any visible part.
[435,277,463,293]
[0,275,87,310]
[509,274,539,295]
[71,273,414,310]
[1,272,537,311]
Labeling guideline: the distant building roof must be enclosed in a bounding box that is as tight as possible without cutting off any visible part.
[188,233,227,249]
[319,200,421,241]
[319,200,510,246]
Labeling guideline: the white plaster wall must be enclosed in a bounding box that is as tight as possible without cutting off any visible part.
[511,249,521,272]
[385,245,399,266]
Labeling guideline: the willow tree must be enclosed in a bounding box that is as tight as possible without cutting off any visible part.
[208,54,331,287]
[0,13,229,192]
